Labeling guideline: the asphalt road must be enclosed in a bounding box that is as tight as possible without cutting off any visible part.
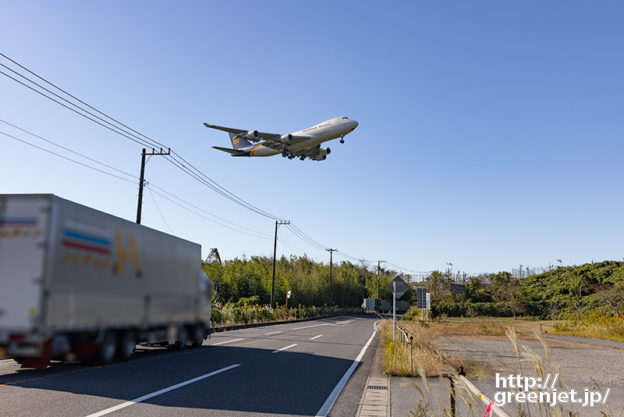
[0,315,379,417]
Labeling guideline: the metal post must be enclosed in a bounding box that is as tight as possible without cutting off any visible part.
[449,376,456,417]
[392,280,396,341]
[410,336,414,375]
[136,148,146,224]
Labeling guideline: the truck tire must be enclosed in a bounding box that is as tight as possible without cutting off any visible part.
[191,325,205,347]
[116,331,136,361]
[170,326,187,350]
[96,332,117,364]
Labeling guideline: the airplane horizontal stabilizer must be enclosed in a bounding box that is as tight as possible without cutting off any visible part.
[212,146,245,155]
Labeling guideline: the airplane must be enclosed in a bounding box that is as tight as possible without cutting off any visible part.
[204,117,358,161]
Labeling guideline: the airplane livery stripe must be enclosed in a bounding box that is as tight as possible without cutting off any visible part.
[249,144,263,156]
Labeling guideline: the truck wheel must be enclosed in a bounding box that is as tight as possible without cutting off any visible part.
[96,332,117,364]
[191,325,205,347]
[117,331,136,361]
[170,326,187,350]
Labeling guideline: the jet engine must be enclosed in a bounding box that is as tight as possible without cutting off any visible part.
[280,134,293,144]
[319,147,331,156]
[245,130,259,140]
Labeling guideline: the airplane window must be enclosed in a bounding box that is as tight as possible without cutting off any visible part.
[342,117,348,119]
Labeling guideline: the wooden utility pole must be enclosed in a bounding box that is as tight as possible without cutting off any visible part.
[271,220,290,307]
[136,147,170,224]
[326,248,337,305]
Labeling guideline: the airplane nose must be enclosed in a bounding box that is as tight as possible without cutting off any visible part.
[352,120,359,129]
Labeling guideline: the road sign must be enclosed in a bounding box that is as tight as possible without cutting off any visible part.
[416,287,427,309]
[388,275,410,299]
[286,290,291,299]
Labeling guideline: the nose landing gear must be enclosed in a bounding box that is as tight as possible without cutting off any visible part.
[340,135,345,144]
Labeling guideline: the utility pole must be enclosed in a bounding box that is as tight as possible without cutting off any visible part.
[376,260,385,300]
[136,147,170,224]
[326,249,337,305]
[271,220,290,308]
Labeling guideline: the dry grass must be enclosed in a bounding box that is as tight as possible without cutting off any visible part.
[553,312,624,342]
[400,317,552,339]
[387,318,619,416]
[380,320,451,377]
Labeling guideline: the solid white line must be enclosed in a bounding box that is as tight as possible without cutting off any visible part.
[315,330,377,417]
[310,334,323,340]
[265,331,282,335]
[272,343,297,353]
[85,364,240,417]
[211,338,244,346]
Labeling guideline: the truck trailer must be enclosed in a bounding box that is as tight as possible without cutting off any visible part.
[0,194,212,368]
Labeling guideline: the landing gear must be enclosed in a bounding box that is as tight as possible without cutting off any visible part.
[340,136,345,144]
[299,156,305,161]
[282,150,287,157]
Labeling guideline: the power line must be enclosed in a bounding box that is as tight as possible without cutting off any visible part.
[0,68,154,148]
[147,187,174,234]
[0,118,137,180]
[148,187,272,240]
[0,53,167,149]
[0,119,272,240]
[0,129,136,184]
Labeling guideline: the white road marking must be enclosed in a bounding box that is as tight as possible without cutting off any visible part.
[315,329,377,417]
[292,323,329,330]
[211,338,244,346]
[310,335,323,340]
[265,331,282,335]
[84,364,240,417]
[272,343,297,353]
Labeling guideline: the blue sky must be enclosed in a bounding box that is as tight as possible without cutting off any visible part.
[2,1,623,276]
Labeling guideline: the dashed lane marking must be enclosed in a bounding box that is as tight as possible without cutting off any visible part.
[272,344,297,354]
[211,338,244,346]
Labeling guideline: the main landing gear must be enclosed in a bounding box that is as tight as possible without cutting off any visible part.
[340,135,345,144]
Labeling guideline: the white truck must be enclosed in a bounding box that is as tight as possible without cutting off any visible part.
[0,194,212,368]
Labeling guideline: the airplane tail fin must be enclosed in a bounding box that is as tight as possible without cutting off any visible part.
[229,133,252,150]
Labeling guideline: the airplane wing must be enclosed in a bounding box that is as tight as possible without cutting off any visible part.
[203,123,311,145]
[203,123,283,143]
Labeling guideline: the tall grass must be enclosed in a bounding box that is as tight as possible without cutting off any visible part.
[553,312,624,342]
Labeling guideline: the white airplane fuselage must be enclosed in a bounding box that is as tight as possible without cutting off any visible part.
[247,117,358,156]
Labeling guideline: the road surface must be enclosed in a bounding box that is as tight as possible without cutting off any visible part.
[0,315,379,417]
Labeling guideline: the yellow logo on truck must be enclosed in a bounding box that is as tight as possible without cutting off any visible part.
[114,231,142,277]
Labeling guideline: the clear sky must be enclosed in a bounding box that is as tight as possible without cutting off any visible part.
[2,1,623,276]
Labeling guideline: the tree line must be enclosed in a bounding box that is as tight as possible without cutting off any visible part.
[202,253,414,308]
